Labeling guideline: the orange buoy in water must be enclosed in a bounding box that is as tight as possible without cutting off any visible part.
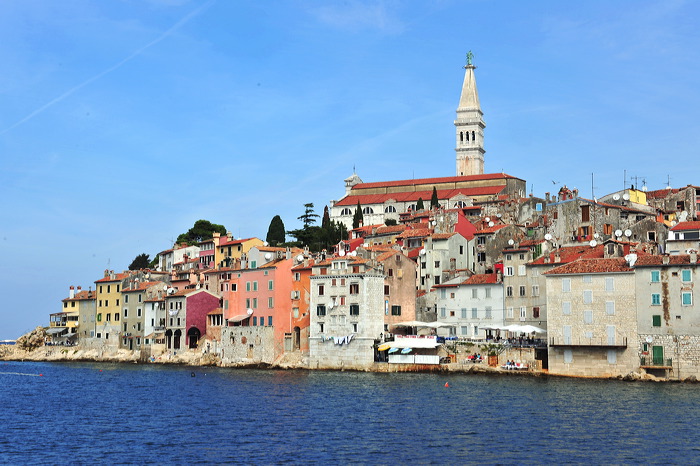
[445,382,449,388]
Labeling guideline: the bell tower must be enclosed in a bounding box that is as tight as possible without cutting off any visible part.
[455,51,486,176]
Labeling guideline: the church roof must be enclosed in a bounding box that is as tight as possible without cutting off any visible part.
[335,185,505,207]
[351,173,519,191]
[458,64,481,111]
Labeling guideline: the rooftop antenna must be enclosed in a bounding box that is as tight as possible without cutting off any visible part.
[591,172,596,201]
[623,169,627,191]
[666,174,672,189]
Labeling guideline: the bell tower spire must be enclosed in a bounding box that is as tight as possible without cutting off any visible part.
[455,51,486,176]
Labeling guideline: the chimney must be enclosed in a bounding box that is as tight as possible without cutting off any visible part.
[77,286,82,293]
[554,251,561,263]
[545,192,550,202]
[663,254,670,265]
[69,286,75,299]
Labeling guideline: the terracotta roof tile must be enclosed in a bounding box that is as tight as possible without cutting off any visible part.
[95,272,129,283]
[530,245,604,265]
[335,186,506,207]
[396,228,433,239]
[475,224,508,234]
[351,173,521,190]
[463,273,499,285]
[544,258,633,275]
[671,221,700,231]
[634,254,699,266]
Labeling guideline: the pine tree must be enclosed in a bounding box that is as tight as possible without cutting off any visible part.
[430,186,440,209]
[353,201,364,229]
[266,215,286,246]
[416,197,425,211]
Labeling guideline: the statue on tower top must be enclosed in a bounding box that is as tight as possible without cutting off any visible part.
[466,50,474,66]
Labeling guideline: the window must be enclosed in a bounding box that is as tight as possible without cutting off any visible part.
[388,269,393,277]
[268,280,274,290]
[477,252,486,262]
[651,271,660,283]
[652,293,661,305]
[583,275,592,283]
[485,288,491,298]
[682,292,693,306]
[253,281,258,291]
[505,266,514,276]
[471,289,478,299]
[349,283,359,294]
[562,279,571,292]
[384,206,397,213]
[125,295,129,303]
[519,286,526,297]
[471,308,477,319]
[506,286,513,297]
[250,261,257,269]
[583,310,593,324]
[390,305,401,316]
[605,277,614,292]
[384,285,390,295]
[507,307,514,319]
[440,308,446,318]
[518,265,526,276]
[318,285,325,296]
[434,261,440,268]
[461,308,467,319]
[607,350,617,364]
[532,285,540,297]
[520,307,526,320]
[533,306,540,318]
[268,316,273,326]
[606,301,615,315]
[563,327,572,346]
[246,282,251,292]
[485,307,492,319]
[362,207,374,214]
[268,297,274,308]
[583,290,592,304]
[317,305,326,316]
[340,208,352,216]
[253,317,257,326]
[562,302,571,315]
[440,289,447,299]
[123,309,128,318]
[682,269,692,282]
[652,315,661,327]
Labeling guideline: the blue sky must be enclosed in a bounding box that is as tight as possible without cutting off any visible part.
[1,0,699,339]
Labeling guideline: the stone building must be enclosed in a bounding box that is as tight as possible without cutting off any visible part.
[119,281,163,352]
[308,256,384,369]
[501,247,546,330]
[634,254,700,379]
[645,185,700,222]
[58,286,96,342]
[666,221,700,254]
[544,258,638,377]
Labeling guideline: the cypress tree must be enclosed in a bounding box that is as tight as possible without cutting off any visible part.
[430,186,440,209]
[353,201,364,229]
[266,215,286,246]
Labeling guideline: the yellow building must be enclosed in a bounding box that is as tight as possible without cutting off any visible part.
[217,237,264,268]
[94,270,129,347]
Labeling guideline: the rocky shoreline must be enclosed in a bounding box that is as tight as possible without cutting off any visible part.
[3,344,696,383]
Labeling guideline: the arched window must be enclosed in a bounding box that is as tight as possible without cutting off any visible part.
[465,131,470,141]
[384,206,397,213]
[454,201,467,208]
[362,207,374,214]
[472,130,475,141]
[460,132,463,142]
[340,208,352,216]
[407,204,417,212]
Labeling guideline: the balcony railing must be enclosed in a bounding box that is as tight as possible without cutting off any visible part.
[640,357,673,368]
[549,336,627,348]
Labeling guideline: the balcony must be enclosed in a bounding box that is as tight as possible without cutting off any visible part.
[640,357,673,369]
[549,336,627,348]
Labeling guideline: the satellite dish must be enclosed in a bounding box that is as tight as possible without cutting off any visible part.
[419,249,426,255]
[623,193,630,200]
[544,234,552,241]
[296,255,304,262]
[485,217,490,222]
[363,243,369,248]
[496,213,502,218]
[431,221,436,226]
[196,284,200,290]
[263,241,269,246]
[328,301,334,310]
[589,240,597,247]
[508,239,515,245]
[646,336,653,343]
[642,185,648,192]
[339,250,346,257]
[615,230,623,237]
[624,229,632,237]
[163,284,168,290]
[247,308,254,315]
[488,221,495,227]
[264,252,272,260]
[350,251,357,256]
[594,233,599,239]
[680,211,688,221]
[613,194,620,201]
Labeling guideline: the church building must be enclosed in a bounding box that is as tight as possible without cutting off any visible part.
[329,54,526,230]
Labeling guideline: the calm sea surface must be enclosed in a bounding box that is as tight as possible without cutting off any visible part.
[1,361,699,464]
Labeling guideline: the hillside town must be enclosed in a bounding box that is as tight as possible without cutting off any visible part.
[32,55,700,380]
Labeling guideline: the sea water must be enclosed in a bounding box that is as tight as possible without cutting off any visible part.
[1,361,698,464]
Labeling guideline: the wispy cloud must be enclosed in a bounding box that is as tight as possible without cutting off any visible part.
[0,0,215,136]
[308,0,405,34]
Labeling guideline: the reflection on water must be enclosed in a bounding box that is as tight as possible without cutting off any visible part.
[1,361,699,464]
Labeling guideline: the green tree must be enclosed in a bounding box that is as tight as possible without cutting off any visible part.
[385,218,397,226]
[266,215,286,246]
[416,197,425,211]
[149,254,160,269]
[177,220,227,245]
[129,253,151,270]
[353,201,363,229]
[298,203,320,229]
[430,186,440,209]
[322,205,331,229]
